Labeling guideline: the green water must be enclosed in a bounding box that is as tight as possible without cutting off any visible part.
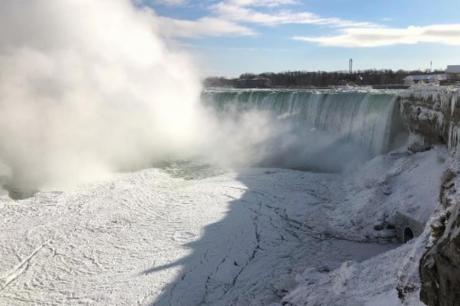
[203,89,404,156]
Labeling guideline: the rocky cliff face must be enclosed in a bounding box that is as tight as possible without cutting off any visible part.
[419,165,460,306]
[399,87,460,153]
[400,88,460,306]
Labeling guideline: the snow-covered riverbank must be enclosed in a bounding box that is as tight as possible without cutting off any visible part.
[0,146,446,305]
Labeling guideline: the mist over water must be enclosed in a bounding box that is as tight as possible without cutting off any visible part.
[0,1,408,197]
[203,89,407,173]
[0,0,204,192]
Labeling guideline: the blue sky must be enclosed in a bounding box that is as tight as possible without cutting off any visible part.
[145,0,460,76]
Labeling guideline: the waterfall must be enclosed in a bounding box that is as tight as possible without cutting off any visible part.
[203,89,406,157]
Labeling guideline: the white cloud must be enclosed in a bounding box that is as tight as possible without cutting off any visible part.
[227,0,298,7]
[157,16,256,38]
[150,0,376,39]
[213,2,376,28]
[153,0,187,6]
[293,24,460,47]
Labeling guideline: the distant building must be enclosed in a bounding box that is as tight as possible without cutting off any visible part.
[446,65,460,81]
[403,74,447,85]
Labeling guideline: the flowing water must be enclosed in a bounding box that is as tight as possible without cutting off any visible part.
[3,89,409,198]
[203,89,408,157]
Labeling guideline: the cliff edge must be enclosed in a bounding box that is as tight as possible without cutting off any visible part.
[399,87,460,306]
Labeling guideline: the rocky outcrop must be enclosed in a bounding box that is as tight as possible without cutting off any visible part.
[399,88,460,153]
[398,88,460,306]
[419,166,460,306]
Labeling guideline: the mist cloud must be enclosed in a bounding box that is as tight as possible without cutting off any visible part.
[0,0,204,191]
[0,0,379,197]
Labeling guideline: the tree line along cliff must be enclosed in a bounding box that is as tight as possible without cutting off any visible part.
[204,70,446,89]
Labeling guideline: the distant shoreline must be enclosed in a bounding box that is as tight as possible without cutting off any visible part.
[204,84,412,90]
[203,69,448,89]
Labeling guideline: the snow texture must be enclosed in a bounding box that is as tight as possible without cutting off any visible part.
[0,147,446,305]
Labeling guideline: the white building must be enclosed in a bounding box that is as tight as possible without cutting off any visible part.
[403,74,447,85]
[446,65,460,81]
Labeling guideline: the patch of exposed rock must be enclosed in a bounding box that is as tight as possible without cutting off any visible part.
[420,166,460,306]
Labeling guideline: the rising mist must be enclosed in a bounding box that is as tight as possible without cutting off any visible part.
[0,0,204,191]
[0,0,389,196]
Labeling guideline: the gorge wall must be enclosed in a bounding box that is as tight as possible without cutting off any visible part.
[398,87,460,306]
[399,88,460,153]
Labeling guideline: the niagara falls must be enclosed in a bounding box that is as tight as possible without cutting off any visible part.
[1,0,460,306]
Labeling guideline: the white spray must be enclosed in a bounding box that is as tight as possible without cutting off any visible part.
[0,0,204,191]
[0,0,405,197]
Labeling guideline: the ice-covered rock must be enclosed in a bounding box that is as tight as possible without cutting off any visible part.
[399,87,460,154]
[420,162,460,306]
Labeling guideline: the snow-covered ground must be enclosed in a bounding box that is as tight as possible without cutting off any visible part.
[0,148,446,305]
